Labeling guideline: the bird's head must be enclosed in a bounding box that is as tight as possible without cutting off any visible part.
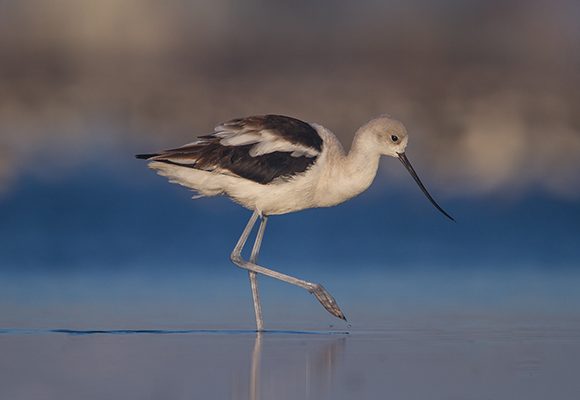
[363,115,409,157]
[363,115,454,221]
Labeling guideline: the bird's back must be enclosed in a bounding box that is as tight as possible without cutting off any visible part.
[137,115,330,213]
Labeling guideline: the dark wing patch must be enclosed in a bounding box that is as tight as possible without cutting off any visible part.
[136,115,323,184]
[219,115,323,152]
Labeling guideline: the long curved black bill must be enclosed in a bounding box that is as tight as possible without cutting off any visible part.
[397,152,455,221]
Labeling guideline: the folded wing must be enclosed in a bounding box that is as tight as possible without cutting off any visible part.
[136,115,323,184]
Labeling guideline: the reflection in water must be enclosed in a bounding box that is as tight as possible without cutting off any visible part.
[309,336,346,398]
[248,333,346,400]
[1,327,579,399]
[250,333,262,400]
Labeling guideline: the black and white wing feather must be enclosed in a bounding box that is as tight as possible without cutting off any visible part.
[137,115,323,184]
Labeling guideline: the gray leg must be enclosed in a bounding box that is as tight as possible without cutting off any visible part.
[231,211,346,321]
[232,211,262,330]
[249,216,268,331]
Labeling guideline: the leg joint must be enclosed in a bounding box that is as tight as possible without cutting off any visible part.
[307,282,320,293]
[230,252,245,268]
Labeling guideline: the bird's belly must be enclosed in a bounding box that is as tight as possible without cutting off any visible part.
[233,181,362,215]
[225,175,318,215]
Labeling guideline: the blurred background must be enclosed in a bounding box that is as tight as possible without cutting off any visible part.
[1,0,579,329]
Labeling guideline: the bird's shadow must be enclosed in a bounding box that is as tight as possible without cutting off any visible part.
[0,328,349,336]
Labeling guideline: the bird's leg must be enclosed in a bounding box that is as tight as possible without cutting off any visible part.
[232,211,262,330]
[232,211,260,256]
[231,212,346,321]
[248,216,268,331]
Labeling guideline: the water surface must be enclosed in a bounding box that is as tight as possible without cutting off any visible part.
[2,318,579,400]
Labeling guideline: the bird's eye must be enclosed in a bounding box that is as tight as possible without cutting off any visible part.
[391,135,399,142]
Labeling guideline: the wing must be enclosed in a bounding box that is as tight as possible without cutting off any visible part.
[136,115,323,184]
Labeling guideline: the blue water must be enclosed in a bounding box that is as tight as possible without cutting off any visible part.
[1,155,579,400]
[1,159,579,274]
[1,157,579,326]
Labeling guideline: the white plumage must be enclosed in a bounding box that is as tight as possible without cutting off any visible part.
[137,114,453,330]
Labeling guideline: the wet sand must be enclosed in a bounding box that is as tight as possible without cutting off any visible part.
[2,319,579,400]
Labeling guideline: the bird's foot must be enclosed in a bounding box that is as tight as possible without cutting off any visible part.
[309,284,347,321]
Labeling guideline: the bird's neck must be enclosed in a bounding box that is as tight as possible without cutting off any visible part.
[316,129,381,206]
[342,129,381,189]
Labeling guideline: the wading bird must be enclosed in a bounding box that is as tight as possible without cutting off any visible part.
[137,115,453,330]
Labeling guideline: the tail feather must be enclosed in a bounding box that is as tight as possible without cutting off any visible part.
[135,153,159,160]
[148,161,224,197]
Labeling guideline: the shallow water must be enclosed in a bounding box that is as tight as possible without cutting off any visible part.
[2,266,580,399]
[2,319,579,400]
